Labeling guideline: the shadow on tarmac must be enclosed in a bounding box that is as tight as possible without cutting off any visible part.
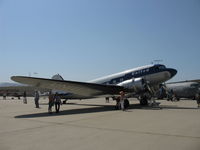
[15,104,115,118]
[14,102,198,118]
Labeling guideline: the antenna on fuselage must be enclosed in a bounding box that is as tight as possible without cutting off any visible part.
[151,59,163,64]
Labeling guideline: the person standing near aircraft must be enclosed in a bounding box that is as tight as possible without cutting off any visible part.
[196,93,200,108]
[120,91,125,111]
[113,96,121,109]
[34,91,40,108]
[167,89,174,101]
[23,91,27,104]
[116,96,121,109]
[54,92,61,113]
[48,91,54,114]
[3,93,6,100]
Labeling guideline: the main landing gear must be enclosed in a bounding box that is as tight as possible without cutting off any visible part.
[140,97,148,105]
[124,99,130,108]
[139,95,157,106]
[62,99,68,104]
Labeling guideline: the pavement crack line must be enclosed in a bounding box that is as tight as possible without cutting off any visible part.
[1,116,200,140]
[64,123,200,140]
[1,111,200,140]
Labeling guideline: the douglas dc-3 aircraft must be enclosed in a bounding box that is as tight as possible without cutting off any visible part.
[11,64,177,106]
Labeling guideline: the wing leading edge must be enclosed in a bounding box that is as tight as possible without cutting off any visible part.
[167,79,200,84]
[11,76,128,98]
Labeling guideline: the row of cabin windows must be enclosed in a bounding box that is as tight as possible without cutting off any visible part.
[111,78,124,84]
[104,66,165,85]
[132,68,150,76]
[105,68,150,85]
[104,77,124,85]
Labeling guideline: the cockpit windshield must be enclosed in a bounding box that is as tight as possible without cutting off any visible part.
[158,65,166,70]
[153,64,166,71]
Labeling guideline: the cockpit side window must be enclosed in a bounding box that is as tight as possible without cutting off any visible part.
[158,65,166,70]
[152,65,166,72]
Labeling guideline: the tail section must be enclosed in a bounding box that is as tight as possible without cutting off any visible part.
[51,74,64,80]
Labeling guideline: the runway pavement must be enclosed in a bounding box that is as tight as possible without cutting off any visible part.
[0,97,200,150]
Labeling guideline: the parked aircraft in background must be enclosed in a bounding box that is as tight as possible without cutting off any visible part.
[158,80,200,101]
[0,82,43,99]
[0,75,62,99]
[11,64,177,105]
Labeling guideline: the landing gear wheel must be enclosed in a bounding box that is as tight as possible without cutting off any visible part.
[63,99,67,104]
[140,98,148,105]
[124,99,130,109]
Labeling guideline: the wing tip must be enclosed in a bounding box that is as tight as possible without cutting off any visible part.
[11,76,20,82]
[11,76,26,82]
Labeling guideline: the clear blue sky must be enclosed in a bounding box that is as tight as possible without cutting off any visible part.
[0,0,200,82]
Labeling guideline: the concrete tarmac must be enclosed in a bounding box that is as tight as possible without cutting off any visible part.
[0,97,200,150]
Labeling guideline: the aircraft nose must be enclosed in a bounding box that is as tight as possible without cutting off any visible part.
[168,68,177,78]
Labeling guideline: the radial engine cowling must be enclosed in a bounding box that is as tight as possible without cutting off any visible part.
[117,78,146,92]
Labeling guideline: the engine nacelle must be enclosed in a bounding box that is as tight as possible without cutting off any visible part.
[117,78,146,92]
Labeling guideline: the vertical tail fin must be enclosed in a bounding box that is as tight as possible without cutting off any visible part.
[51,74,64,80]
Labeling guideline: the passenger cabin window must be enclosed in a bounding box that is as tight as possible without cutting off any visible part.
[103,82,109,85]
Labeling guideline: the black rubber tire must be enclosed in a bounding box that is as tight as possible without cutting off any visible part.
[140,98,148,105]
[124,99,130,108]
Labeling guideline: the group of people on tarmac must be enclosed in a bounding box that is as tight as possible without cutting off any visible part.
[22,89,200,113]
[40,90,128,113]
[48,91,62,114]
[195,93,200,108]
[166,89,177,101]
[23,90,62,113]
[22,91,39,106]
[167,89,200,108]
[114,91,129,111]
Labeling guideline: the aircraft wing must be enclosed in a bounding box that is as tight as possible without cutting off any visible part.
[11,76,128,98]
[167,79,200,84]
[187,79,200,83]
